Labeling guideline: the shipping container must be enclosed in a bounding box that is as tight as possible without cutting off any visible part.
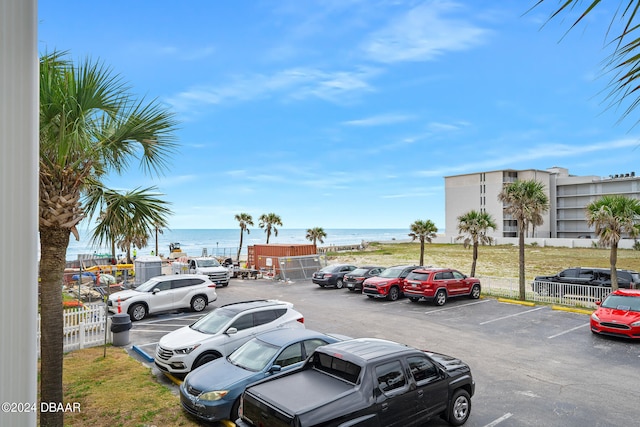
[247,244,317,275]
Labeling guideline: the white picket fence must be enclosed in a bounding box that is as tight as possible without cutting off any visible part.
[37,302,112,357]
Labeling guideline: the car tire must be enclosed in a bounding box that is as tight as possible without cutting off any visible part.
[231,397,241,422]
[335,279,344,289]
[387,286,400,301]
[318,284,325,288]
[470,284,481,299]
[434,289,447,306]
[447,389,471,426]
[128,303,147,321]
[190,295,207,312]
[348,288,356,292]
[193,352,221,370]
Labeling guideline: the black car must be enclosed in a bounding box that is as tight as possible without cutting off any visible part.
[532,267,640,296]
[344,266,386,292]
[312,264,357,288]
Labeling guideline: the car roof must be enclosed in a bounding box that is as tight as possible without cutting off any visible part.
[218,299,293,314]
[610,289,640,297]
[319,338,416,363]
[150,274,208,282]
[411,267,451,273]
[387,264,419,269]
[254,328,334,347]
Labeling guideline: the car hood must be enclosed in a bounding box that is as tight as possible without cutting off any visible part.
[159,325,211,348]
[595,307,640,324]
[426,351,470,373]
[108,289,142,301]
[184,357,256,393]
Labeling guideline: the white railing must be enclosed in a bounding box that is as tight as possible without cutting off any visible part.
[480,277,614,309]
[37,302,111,357]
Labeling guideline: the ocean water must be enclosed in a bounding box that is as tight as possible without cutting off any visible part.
[64,228,412,261]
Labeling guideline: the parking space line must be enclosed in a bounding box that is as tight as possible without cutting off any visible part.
[547,323,589,339]
[483,413,513,426]
[479,306,545,325]
[424,299,492,314]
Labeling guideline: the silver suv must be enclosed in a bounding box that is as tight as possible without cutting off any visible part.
[155,300,305,376]
[107,274,217,321]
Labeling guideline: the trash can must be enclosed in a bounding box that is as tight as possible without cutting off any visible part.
[110,313,132,346]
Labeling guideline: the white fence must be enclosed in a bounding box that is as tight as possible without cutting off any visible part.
[480,277,613,309]
[37,302,111,357]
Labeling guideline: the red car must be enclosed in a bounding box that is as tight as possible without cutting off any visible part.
[362,265,422,301]
[590,289,640,339]
[403,268,481,306]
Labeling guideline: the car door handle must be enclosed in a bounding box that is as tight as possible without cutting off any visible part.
[417,390,424,398]
[381,402,388,412]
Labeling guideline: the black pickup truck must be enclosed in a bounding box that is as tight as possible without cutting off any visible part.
[236,338,475,427]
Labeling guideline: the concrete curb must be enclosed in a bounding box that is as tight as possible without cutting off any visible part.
[132,345,154,362]
[552,305,594,315]
[497,298,536,307]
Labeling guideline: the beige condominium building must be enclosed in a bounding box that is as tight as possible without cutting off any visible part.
[445,167,640,239]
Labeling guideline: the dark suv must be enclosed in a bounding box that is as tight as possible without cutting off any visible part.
[344,266,385,292]
[403,268,481,306]
[533,267,640,295]
[362,265,423,301]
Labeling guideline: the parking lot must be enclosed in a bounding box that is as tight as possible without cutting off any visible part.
[124,277,640,427]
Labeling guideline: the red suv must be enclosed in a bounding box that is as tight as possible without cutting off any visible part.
[362,265,423,301]
[403,268,481,306]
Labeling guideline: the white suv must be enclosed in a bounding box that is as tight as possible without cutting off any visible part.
[154,300,304,375]
[107,274,217,321]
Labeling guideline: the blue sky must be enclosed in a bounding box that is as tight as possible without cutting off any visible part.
[38,1,640,230]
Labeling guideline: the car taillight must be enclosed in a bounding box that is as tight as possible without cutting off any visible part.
[208,284,216,288]
[324,274,333,277]
[356,277,365,281]
[297,317,304,324]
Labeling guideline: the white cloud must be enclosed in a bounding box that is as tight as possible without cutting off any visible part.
[363,0,490,63]
[342,113,416,126]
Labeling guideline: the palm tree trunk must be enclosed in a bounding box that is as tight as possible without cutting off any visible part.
[419,238,425,266]
[471,242,478,277]
[610,243,619,290]
[39,226,69,427]
[266,229,271,244]
[237,229,244,261]
[518,224,526,300]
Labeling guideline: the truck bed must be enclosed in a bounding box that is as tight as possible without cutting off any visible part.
[248,368,354,414]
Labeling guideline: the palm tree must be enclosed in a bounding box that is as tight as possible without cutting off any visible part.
[86,186,172,263]
[39,52,177,427]
[258,213,283,244]
[306,227,327,247]
[533,1,640,126]
[586,195,640,290]
[455,210,497,277]
[498,180,549,300]
[408,219,438,266]
[235,213,254,261]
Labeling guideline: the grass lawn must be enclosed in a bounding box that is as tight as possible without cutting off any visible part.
[58,346,199,427]
[326,241,640,280]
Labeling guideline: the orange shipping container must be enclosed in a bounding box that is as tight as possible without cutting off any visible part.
[247,244,317,274]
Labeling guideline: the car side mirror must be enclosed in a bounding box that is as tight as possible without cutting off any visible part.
[225,327,238,335]
[269,365,282,373]
[152,288,161,294]
[595,300,602,306]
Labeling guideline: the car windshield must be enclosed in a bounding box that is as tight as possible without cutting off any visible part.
[198,258,220,267]
[406,272,430,281]
[601,295,640,312]
[190,308,236,334]
[135,278,162,292]
[349,268,370,276]
[228,338,279,372]
[378,267,404,278]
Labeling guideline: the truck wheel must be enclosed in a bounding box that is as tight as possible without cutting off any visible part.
[387,286,400,301]
[434,289,447,306]
[470,284,481,299]
[193,352,221,370]
[190,295,207,312]
[128,303,147,321]
[446,389,471,426]
[335,279,344,289]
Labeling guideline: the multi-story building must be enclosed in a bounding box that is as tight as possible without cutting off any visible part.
[445,167,640,239]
